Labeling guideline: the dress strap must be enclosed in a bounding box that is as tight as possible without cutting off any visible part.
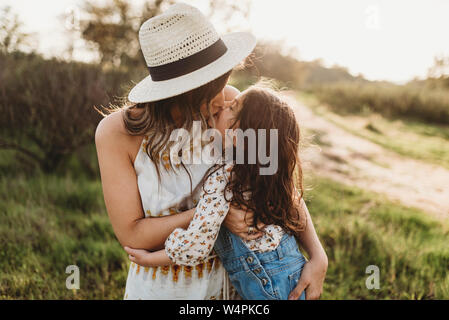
[222,271,230,300]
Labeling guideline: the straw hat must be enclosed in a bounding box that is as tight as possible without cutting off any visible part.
[128,2,256,103]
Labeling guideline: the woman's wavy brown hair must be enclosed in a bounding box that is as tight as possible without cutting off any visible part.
[101,70,232,184]
[224,85,307,235]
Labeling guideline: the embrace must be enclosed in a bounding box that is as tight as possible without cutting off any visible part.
[95,3,327,300]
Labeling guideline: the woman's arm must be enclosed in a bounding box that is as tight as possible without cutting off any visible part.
[95,111,195,251]
[296,198,327,261]
[124,165,232,267]
[288,198,328,300]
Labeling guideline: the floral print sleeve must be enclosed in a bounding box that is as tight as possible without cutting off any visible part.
[165,164,233,266]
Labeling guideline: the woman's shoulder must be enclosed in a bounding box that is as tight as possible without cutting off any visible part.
[95,109,144,161]
[96,108,147,138]
[96,109,133,138]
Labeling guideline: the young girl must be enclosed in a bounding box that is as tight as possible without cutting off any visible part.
[125,85,308,300]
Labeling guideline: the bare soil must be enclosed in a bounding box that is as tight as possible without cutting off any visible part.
[284,93,449,220]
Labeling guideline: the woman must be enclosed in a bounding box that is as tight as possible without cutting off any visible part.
[125,85,316,300]
[95,3,327,300]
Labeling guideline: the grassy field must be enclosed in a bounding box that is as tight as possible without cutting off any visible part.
[0,149,128,299]
[1,148,448,299]
[304,175,449,299]
[297,92,449,170]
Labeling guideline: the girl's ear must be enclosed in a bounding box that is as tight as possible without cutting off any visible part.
[224,85,240,101]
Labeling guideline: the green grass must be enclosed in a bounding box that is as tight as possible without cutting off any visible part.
[304,174,449,299]
[1,151,448,299]
[0,171,128,299]
[297,92,449,170]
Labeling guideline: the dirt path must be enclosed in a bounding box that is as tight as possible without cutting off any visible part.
[283,92,449,220]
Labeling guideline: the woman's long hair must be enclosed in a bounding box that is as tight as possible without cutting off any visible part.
[100,70,232,186]
[224,85,307,235]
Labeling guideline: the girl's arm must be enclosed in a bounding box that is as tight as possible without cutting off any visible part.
[288,198,328,300]
[165,165,232,266]
[123,165,233,267]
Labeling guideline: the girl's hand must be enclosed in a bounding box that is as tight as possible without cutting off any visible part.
[223,205,265,241]
[288,255,328,300]
[124,247,172,267]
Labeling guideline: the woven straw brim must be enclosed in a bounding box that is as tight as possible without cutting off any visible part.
[128,32,256,103]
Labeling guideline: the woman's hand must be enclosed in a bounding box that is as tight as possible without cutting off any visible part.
[124,247,173,267]
[223,205,265,241]
[288,255,328,300]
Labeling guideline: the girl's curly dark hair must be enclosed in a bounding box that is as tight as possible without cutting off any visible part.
[223,84,307,235]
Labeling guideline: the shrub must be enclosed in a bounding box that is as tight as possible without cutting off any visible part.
[0,51,128,174]
[311,82,449,125]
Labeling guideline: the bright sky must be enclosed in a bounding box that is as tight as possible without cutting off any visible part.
[3,0,449,83]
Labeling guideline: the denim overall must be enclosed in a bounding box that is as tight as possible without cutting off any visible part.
[214,226,307,300]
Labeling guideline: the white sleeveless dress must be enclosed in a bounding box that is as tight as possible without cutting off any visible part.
[124,135,229,300]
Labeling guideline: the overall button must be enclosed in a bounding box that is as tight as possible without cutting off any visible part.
[246,256,254,264]
[254,268,262,274]
[261,278,268,286]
